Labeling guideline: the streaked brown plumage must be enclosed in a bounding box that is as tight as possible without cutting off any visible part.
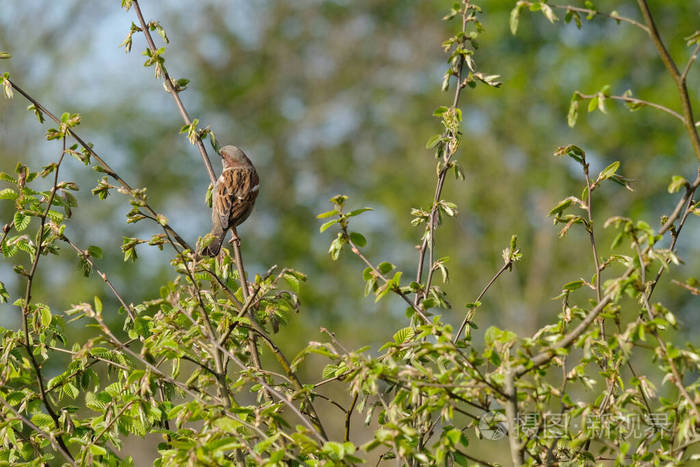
[201,145,259,256]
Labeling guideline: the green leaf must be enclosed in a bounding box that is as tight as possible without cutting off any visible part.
[94,296,103,314]
[548,198,573,217]
[13,212,30,231]
[0,188,17,200]
[347,208,373,217]
[562,280,584,291]
[349,232,366,247]
[40,305,52,327]
[393,327,414,344]
[89,445,107,456]
[0,52,11,59]
[553,145,585,164]
[667,175,688,194]
[510,5,521,34]
[596,161,620,182]
[88,246,103,259]
[567,95,580,127]
[320,219,338,233]
[587,95,598,113]
[426,134,443,149]
[31,413,53,429]
[0,281,9,303]
[377,262,394,274]
[316,209,338,219]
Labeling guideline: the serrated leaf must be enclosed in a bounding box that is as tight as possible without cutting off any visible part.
[13,212,30,231]
[0,188,17,200]
[393,327,414,344]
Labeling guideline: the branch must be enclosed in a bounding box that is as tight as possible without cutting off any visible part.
[415,6,470,307]
[0,395,77,466]
[91,310,270,460]
[633,195,700,422]
[516,172,700,378]
[19,138,74,461]
[7,79,192,250]
[60,235,136,321]
[227,228,265,393]
[130,0,216,184]
[575,91,685,123]
[344,392,358,442]
[582,161,604,339]
[681,42,700,83]
[545,3,649,32]
[453,260,511,343]
[637,0,700,162]
[504,366,524,467]
[346,232,431,324]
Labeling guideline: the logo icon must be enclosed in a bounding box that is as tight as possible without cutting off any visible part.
[478,412,508,440]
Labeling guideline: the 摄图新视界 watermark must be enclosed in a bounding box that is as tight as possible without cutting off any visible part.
[478,411,676,441]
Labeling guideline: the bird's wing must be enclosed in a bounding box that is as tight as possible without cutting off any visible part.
[215,167,259,230]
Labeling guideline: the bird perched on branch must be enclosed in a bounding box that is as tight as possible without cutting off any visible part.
[201,145,259,256]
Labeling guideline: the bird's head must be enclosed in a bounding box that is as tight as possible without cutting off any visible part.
[220,145,252,168]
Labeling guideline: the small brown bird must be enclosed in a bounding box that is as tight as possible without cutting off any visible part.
[201,145,259,256]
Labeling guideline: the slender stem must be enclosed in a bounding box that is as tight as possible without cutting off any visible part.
[177,305,327,442]
[19,139,74,461]
[504,366,523,466]
[516,173,700,377]
[131,0,216,183]
[61,235,135,321]
[91,400,137,446]
[92,312,271,459]
[0,395,77,466]
[544,3,649,32]
[637,0,700,162]
[415,6,469,307]
[228,227,267,400]
[680,42,700,82]
[8,79,191,250]
[344,393,358,442]
[453,260,511,343]
[575,91,685,123]
[582,163,604,343]
[633,198,700,422]
[346,232,431,324]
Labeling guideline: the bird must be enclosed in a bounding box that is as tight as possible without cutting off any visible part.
[201,145,259,256]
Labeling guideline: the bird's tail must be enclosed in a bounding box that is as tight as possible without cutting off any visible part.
[200,227,226,257]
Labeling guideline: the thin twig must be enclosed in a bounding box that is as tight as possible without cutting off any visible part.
[504,366,524,466]
[515,173,700,378]
[453,260,511,343]
[637,0,700,162]
[130,0,216,184]
[61,235,136,321]
[0,395,77,466]
[345,392,358,442]
[7,79,191,250]
[575,91,685,125]
[19,139,74,461]
[680,42,700,82]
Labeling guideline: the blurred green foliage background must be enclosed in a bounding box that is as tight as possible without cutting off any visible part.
[0,0,698,461]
